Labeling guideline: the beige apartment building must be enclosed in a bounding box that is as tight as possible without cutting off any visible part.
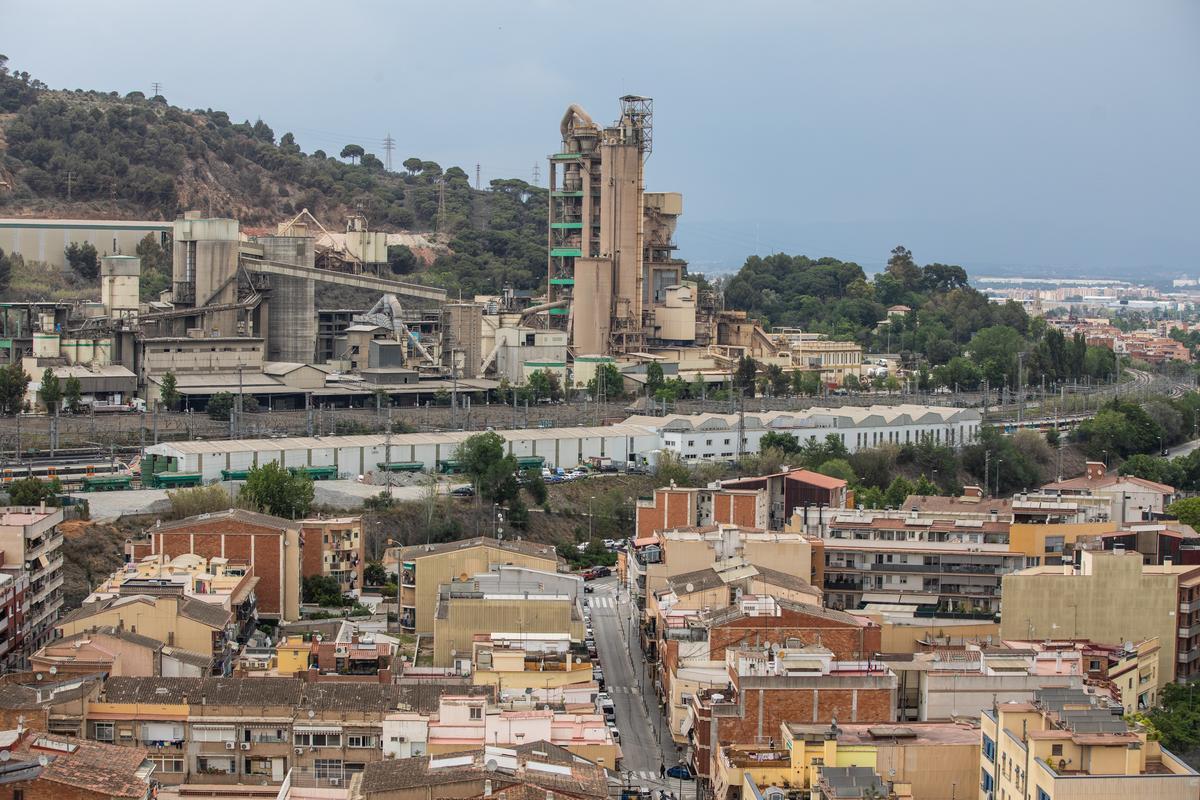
[391,537,562,634]
[0,505,65,658]
[1000,549,1193,684]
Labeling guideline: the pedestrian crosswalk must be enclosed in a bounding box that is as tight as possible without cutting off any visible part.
[609,685,640,695]
[585,596,617,608]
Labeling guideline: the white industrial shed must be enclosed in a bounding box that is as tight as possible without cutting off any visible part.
[143,423,659,481]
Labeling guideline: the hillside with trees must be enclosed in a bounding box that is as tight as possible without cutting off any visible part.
[0,56,547,296]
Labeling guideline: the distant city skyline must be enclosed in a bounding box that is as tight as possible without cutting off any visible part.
[2,0,1197,277]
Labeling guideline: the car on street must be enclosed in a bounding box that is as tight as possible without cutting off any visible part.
[584,584,594,593]
[449,485,475,497]
[607,725,620,742]
[666,763,695,780]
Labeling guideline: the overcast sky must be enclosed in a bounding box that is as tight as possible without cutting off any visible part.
[3,0,1198,276]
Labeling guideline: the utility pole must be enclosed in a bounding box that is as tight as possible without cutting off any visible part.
[65,171,75,202]
[236,363,244,439]
[382,133,396,172]
[385,404,393,500]
[984,450,991,498]
[435,178,447,233]
[475,163,481,190]
[1016,352,1026,424]
[531,163,540,186]
[151,81,163,97]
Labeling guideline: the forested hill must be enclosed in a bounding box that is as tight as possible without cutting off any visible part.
[0,56,546,295]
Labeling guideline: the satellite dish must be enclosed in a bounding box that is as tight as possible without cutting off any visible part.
[48,666,57,675]
[0,751,10,762]
[525,687,534,695]
[307,710,315,719]
[37,755,49,767]
[34,673,42,681]
[684,583,694,594]
[486,759,499,772]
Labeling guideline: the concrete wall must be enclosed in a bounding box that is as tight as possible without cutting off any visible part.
[1000,551,1180,682]
[433,597,581,666]
[0,218,170,270]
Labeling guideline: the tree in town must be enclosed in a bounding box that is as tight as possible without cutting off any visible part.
[363,561,390,586]
[883,476,916,508]
[239,461,314,519]
[0,362,30,415]
[760,432,801,456]
[523,469,548,506]
[588,363,624,401]
[815,458,856,484]
[0,247,13,296]
[63,375,82,413]
[456,431,519,504]
[302,574,349,607]
[734,356,758,397]
[167,484,232,519]
[765,363,789,397]
[7,476,61,506]
[645,362,665,395]
[1168,497,1200,529]
[37,368,61,412]
[64,241,99,280]
[159,371,180,410]
[207,392,235,420]
[885,245,922,292]
[339,144,365,164]
[527,369,562,402]
[1146,682,1200,761]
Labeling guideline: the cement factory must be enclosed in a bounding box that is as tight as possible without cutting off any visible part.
[0,97,867,412]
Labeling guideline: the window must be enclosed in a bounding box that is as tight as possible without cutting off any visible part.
[347,734,378,749]
[314,759,343,780]
[1036,789,1050,800]
[149,755,185,773]
[980,768,994,792]
[1051,744,1063,756]
[469,706,483,720]
[93,722,114,742]
[982,734,996,762]
[294,731,341,748]
[245,757,276,777]
[1045,536,1065,554]
[196,756,236,775]
[246,728,287,744]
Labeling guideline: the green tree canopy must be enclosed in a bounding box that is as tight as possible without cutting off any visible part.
[239,462,314,518]
[37,368,61,412]
[456,431,519,504]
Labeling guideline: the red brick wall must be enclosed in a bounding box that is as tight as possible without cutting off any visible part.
[730,494,758,529]
[2,778,116,800]
[152,520,285,616]
[636,489,695,538]
[708,609,881,662]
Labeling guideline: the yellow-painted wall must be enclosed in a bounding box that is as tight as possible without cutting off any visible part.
[57,596,217,655]
[1008,522,1118,559]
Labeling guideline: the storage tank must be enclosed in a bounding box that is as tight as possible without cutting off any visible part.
[100,255,141,316]
[259,236,317,363]
[93,338,113,366]
[60,339,78,365]
[33,333,59,358]
[75,339,94,364]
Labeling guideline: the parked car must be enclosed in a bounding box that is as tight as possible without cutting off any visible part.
[592,566,612,578]
[608,724,620,742]
[450,485,475,497]
[584,584,595,593]
[666,763,695,780]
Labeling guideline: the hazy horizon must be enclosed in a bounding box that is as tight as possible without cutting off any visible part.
[3,0,1197,278]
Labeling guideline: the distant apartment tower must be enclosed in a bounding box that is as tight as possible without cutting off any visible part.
[0,506,65,663]
[548,97,695,356]
[299,516,365,596]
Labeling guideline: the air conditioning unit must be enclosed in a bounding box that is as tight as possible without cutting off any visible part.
[224,741,236,750]
[329,778,341,787]
[395,736,406,743]
[240,742,250,750]
[295,747,304,755]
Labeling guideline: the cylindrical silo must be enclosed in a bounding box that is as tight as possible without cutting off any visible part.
[259,236,317,363]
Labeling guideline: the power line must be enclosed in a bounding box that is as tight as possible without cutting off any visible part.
[383,133,396,172]
[475,163,481,190]
[151,82,163,97]
[531,163,540,186]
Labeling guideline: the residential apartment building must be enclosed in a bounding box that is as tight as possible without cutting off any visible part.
[390,537,562,635]
[635,484,769,539]
[1042,461,1176,524]
[998,637,1163,716]
[880,647,1084,723]
[714,721,981,800]
[85,677,441,788]
[271,630,397,683]
[1000,549,1200,684]
[626,524,814,613]
[720,468,850,531]
[57,592,234,676]
[351,742,609,800]
[432,566,584,669]
[126,509,302,620]
[816,507,1023,616]
[654,596,879,744]
[686,645,896,793]
[0,728,156,800]
[470,632,597,703]
[0,570,28,671]
[0,505,65,662]
[87,552,259,645]
[980,688,1199,800]
[300,516,365,596]
[30,626,210,678]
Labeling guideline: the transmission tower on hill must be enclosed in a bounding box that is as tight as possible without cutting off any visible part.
[383,133,396,172]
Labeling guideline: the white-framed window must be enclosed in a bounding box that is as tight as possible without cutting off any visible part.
[196,755,236,775]
[295,731,341,748]
[347,734,378,749]
[149,754,185,773]
[93,722,114,742]
[469,706,483,720]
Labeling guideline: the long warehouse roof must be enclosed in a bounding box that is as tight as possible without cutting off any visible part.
[145,423,657,456]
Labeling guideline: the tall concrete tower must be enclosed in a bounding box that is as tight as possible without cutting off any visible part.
[548,97,658,356]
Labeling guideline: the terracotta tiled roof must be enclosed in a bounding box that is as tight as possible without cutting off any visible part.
[13,733,150,799]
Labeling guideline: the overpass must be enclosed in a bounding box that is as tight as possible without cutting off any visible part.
[239,256,448,304]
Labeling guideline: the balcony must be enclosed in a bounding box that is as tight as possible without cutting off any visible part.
[25,533,63,561]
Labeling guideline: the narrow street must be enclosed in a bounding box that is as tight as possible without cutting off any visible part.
[588,577,697,799]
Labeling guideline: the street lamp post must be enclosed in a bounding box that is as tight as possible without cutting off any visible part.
[588,495,596,540]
